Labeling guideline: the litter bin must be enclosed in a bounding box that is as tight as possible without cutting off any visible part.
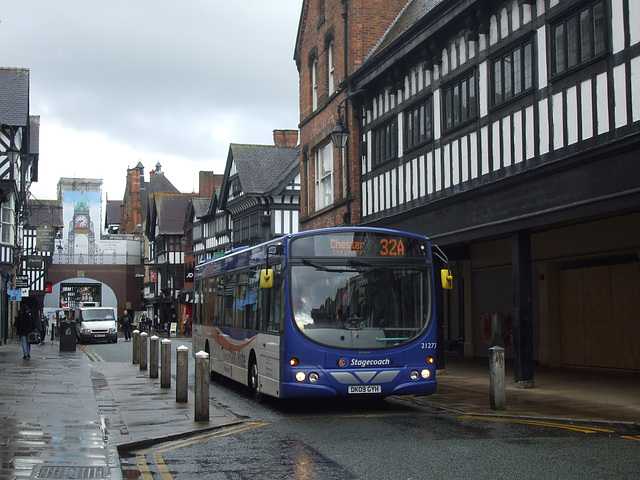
[59,321,76,352]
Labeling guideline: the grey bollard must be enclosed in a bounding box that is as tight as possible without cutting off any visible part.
[161,339,172,388]
[176,345,189,403]
[139,332,148,371]
[149,335,159,379]
[489,346,506,410]
[195,350,210,421]
[132,330,140,364]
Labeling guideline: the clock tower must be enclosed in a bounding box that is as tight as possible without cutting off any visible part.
[67,196,96,260]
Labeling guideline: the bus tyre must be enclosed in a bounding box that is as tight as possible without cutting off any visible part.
[249,359,263,402]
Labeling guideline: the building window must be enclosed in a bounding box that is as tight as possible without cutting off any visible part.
[404,97,433,150]
[372,119,398,167]
[315,142,333,210]
[1,197,14,244]
[492,40,533,105]
[443,70,477,131]
[328,41,335,95]
[551,0,606,76]
[312,58,318,111]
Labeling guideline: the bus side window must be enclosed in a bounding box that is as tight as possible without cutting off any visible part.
[264,265,283,333]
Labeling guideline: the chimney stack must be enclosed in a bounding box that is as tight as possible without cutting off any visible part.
[273,129,299,147]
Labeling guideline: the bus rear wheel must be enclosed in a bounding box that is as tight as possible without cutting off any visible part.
[249,358,263,402]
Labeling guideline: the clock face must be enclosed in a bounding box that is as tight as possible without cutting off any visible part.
[75,214,89,228]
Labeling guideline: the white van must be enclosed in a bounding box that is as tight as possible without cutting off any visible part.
[74,306,118,344]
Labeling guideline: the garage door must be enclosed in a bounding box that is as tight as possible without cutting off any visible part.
[560,263,640,370]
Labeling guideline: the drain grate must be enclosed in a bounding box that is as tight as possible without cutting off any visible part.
[38,466,105,479]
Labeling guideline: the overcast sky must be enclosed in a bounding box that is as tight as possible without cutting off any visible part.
[1,0,303,202]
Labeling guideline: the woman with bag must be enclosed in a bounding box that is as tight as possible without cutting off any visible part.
[14,304,38,359]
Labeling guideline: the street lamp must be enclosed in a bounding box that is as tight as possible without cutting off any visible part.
[330,104,349,149]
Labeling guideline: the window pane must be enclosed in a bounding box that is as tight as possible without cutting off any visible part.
[523,43,532,90]
[425,99,432,141]
[445,88,452,129]
[461,80,468,121]
[419,105,425,143]
[494,59,502,104]
[503,53,512,100]
[469,76,476,118]
[567,16,578,69]
[593,1,606,56]
[580,9,592,62]
[513,49,522,96]
[453,84,460,125]
[405,111,413,149]
[555,23,566,74]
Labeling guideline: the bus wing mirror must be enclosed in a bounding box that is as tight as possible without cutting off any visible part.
[260,268,274,289]
[441,269,453,290]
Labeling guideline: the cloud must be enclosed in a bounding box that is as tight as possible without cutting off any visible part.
[1,0,303,200]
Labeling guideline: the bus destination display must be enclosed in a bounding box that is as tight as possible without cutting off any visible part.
[291,231,426,258]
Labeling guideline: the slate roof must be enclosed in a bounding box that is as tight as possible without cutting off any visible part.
[227,144,299,195]
[0,68,29,127]
[152,193,192,235]
[105,200,122,227]
[140,164,179,231]
[25,199,63,228]
[365,0,446,62]
[191,197,211,218]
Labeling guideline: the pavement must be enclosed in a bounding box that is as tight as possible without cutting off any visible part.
[1,337,639,479]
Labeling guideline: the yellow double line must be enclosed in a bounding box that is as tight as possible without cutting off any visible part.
[135,422,270,480]
[458,414,614,434]
[79,345,104,362]
[461,415,640,443]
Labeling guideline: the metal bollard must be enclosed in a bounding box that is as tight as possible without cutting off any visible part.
[132,330,140,364]
[161,339,172,388]
[149,335,159,379]
[194,350,210,422]
[176,345,189,403]
[489,346,506,410]
[140,332,148,371]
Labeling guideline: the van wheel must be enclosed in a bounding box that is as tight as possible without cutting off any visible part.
[249,359,263,402]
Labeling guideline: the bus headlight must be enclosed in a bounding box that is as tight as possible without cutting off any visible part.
[290,358,299,367]
[421,369,431,379]
[426,356,435,365]
[410,370,419,380]
[309,372,319,383]
[295,371,306,382]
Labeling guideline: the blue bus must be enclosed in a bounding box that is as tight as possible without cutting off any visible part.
[192,227,452,400]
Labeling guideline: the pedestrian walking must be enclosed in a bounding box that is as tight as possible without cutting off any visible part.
[14,305,38,359]
[119,309,133,341]
[184,314,192,336]
[39,314,48,345]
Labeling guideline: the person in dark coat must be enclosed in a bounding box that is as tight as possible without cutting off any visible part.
[120,310,133,341]
[14,304,38,359]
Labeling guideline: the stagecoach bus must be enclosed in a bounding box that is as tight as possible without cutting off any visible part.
[192,227,452,400]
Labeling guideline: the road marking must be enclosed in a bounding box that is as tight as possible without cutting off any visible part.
[621,435,640,443]
[79,345,104,362]
[135,422,269,479]
[459,414,615,435]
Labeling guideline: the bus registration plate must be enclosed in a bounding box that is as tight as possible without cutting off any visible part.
[348,385,381,394]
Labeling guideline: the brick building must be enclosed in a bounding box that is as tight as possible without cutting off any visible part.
[294,0,407,230]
